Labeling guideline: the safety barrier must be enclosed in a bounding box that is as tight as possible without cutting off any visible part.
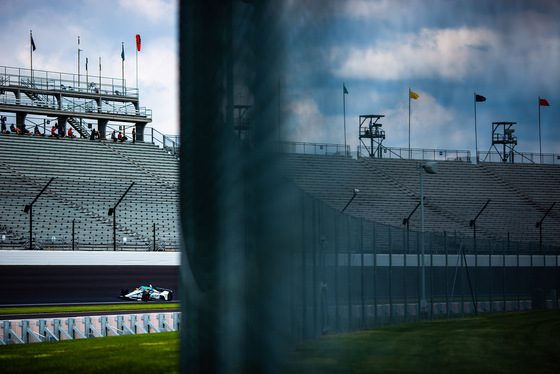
[0,312,180,345]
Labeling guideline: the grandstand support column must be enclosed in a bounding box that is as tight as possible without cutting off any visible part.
[135,123,146,142]
[16,112,27,127]
[57,116,68,131]
[98,119,108,139]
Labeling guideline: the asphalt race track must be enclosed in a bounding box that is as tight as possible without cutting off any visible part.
[0,266,179,305]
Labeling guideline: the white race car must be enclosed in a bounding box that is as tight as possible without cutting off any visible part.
[118,284,174,301]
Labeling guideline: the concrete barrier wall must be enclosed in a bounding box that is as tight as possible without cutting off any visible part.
[0,250,180,266]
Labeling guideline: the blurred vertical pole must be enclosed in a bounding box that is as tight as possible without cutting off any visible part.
[373,222,378,327]
[180,1,289,373]
[334,215,339,332]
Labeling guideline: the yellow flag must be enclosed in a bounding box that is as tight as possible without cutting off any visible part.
[410,90,419,100]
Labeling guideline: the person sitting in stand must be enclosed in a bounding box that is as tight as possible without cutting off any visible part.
[10,124,22,135]
[1,117,9,134]
[67,127,76,138]
[132,128,136,143]
[90,128,97,140]
[111,130,118,142]
[58,127,66,138]
[34,125,43,136]
[50,125,58,138]
[118,131,128,142]
[20,124,32,135]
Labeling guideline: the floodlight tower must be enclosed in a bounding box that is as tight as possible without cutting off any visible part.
[359,114,385,158]
[489,122,517,163]
[233,104,252,140]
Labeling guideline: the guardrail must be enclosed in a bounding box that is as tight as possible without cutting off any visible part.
[0,312,180,345]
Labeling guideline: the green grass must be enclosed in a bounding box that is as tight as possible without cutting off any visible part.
[1,311,559,373]
[0,332,179,374]
[0,303,180,316]
[286,310,560,373]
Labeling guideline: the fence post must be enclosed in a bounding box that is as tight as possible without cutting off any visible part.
[373,222,377,327]
[347,215,351,332]
[403,227,407,323]
[360,218,365,329]
[388,225,393,325]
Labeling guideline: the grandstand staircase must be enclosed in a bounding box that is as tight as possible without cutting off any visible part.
[20,80,91,138]
[66,117,90,138]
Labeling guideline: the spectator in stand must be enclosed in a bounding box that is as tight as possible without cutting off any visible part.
[90,128,97,140]
[10,124,22,135]
[58,127,66,138]
[67,127,76,138]
[132,128,136,143]
[111,130,117,142]
[20,124,32,135]
[1,117,8,133]
[34,125,44,136]
[51,125,59,138]
[118,131,128,142]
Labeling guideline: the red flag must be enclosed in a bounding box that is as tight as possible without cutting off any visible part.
[136,34,141,52]
[539,98,549,106]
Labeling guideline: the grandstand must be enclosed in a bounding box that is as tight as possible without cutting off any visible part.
[282,150,560,252]
[0,134,179,251]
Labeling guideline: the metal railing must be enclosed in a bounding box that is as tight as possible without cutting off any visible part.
[0,95,152,119]
[358,145,472,162]
[146,127,180,156]
[279,141,350,157]
[0,65,138,98]
[480,151,560,165]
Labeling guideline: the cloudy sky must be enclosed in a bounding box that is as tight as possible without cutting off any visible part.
[1,0,559,158]
[0,0,178,136]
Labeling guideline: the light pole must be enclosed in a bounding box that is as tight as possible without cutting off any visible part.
[24,177,55,250]
[470,198,490,310]
[340,188,359,214]
[420,161,437,318]
[536,202,555,253]
[108,182,134,251]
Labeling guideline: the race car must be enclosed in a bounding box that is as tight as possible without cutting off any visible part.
[118,284,174,301]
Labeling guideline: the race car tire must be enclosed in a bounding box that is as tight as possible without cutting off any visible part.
[141,291,149,301]
[168,292,173,301]
[160,295,166,301]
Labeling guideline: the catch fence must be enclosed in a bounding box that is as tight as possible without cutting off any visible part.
[288,191,559,343]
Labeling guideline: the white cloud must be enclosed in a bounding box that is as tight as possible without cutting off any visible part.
[117,0,175,23]
[333,27,495,81]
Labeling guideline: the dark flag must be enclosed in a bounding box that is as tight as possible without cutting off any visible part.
[31,35,36,51]
[475,94,486,102]
[539,98,550,106]
[136,34,141,52]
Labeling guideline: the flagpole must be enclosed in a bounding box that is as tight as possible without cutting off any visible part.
[474,92,478,163]
[78,36,81,89]
[136,46,138,90]
[343,82,347,156]
[408,87,411,159]
[538,96,542,163]
[30,30,33,82]
[99,57,102,90]
[122,42,125,94]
